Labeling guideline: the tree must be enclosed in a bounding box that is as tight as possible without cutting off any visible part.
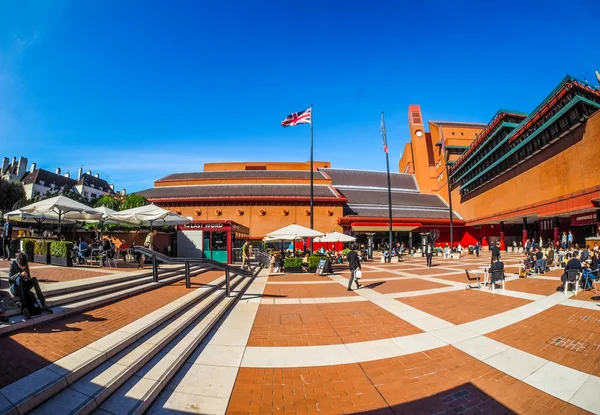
[44,186,92,206]
[94,195,121,210]
[0,178,26,215]
[120,194,149,210]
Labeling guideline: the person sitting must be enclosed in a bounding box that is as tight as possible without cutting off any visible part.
[383,250,390,263]
[581,260,595,290]
[533,248,546,273]
[78,237,89,264]
[8,252,53,319]
[561,251,583,290]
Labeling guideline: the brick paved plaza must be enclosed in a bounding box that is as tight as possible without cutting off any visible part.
[0,252,598,414]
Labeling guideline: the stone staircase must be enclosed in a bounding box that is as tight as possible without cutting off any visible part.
[0,264,211,336]
[0,267,258,415]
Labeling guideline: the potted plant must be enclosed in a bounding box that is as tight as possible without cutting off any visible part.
[34,241,51,264]
[283,257,303,273]
[50,241,74,267]
[21,238,35,262]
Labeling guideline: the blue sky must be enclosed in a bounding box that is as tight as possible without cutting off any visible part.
[1,0,599,192]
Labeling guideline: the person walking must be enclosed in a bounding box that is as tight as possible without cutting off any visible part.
[475,240,480,257]
[139,229,158,269]
[346,245,362,291]
[426,242,433,267]
[241,240,250,270]
[568,231,573,249]
[2,220,13,260]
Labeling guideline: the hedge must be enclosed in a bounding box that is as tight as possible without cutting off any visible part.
[341,248,351,255]
[50,241,74,258]
[309,254,326,268]
[22,238,35,254]
[34,241,51,256]
[283,258,303,269]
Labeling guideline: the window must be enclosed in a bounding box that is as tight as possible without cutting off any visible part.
[91,193,97,199]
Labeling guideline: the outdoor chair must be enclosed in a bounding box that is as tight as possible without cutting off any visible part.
[101,249,118,268]
[464,270,481,290]
[563,269,581,296]
[490,269,505,292]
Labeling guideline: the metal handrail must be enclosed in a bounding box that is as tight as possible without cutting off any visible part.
[132,246,263,296]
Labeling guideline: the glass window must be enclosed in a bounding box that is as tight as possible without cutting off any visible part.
[211,232,227,251]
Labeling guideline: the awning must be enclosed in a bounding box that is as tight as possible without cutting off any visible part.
[351,222,422,232]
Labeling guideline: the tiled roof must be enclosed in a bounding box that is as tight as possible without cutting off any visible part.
[77,174,113,193]
[344,205,451,219]
[337,189,448,208]
[321,169,418,191]
[158,170,327,181]
[21,169,76,188]
[137,184,341,199]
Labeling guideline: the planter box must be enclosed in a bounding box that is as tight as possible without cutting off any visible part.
[50,256,73,267]
[34,254,50,265]
[284,267,304,273]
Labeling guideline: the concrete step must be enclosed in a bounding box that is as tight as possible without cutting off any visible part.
[0,266,212,337]
[0,272,229,415]
[29,275,247,415]
[45,265,206,308]
[95,275,254,415]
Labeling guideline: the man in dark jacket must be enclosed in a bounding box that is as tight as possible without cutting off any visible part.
[561,251,583,288]
[8,252,53,319]
[425,242,434,267]
[491,241,501,265]
[346,245,362,291]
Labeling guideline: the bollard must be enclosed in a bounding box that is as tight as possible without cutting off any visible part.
[185,261,191,289]
[225,268,231,297]
[152,254,158,283]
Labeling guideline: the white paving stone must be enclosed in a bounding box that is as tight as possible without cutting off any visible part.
[166,363,238,399]
[391,332,447,354]
[147,390,229,415]
[569,375,600,414]
[484,348,547,380]
[344,339,405,362]
[454,336,511,361]
[430,326,478,344]
[188,344,245,367]
[524,362,590,402]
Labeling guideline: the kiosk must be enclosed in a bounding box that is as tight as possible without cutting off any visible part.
[177,221,249,263]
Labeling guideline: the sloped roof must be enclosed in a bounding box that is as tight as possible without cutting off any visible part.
[21,169,76,188]
[321,168,418,191]
[158,170,327,181]
[344,205,451,219]
[77,173,113,193]
[337,188,448,208]
[137,184,341,199]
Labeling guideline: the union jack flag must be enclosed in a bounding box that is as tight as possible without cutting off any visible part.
[281,107,311,128]
[381,112,388,153]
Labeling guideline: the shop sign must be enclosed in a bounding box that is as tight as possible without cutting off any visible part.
[182,223,226,230]
[571,212,598,226]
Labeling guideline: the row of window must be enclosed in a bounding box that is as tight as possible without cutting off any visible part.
[459,101,592,196]
[451,114,525,180]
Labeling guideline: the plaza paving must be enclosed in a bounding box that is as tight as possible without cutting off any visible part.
[0,252,598,414]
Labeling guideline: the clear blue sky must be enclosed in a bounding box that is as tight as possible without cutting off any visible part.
[1,0,598,192]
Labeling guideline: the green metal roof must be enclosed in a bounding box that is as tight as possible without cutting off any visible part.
[497,109,529,117]
[445,145,469,149]
[461,95,600,191]
[451,122,520,181]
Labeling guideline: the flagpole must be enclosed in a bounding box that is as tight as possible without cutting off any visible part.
[310,104,314,230]
[445,157,454,249]
[382,112,393,255]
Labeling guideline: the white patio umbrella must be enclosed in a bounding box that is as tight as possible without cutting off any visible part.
[315,231,356,252]
[3,209,76,225]
[107,204,190,228]
[265,224,324,240]
[314,231,356,243]
[19,196,103,232]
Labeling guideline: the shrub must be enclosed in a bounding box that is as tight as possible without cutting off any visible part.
[34,241,51,256]
[283,258,303,269]
[341,248,351,255]
[309,254,326,268]
[22,238,35,254]
[50,241,74,258]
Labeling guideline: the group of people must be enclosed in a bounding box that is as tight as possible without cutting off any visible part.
[560,248,599,291]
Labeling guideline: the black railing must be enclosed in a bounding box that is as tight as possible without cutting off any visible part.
[132,247,263,296]
[253,248,271,267]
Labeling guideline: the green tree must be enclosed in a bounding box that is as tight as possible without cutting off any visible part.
[44,185,92,206]
[120,194,149,210]
[94,195,121,210]
[0,178,26,214]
